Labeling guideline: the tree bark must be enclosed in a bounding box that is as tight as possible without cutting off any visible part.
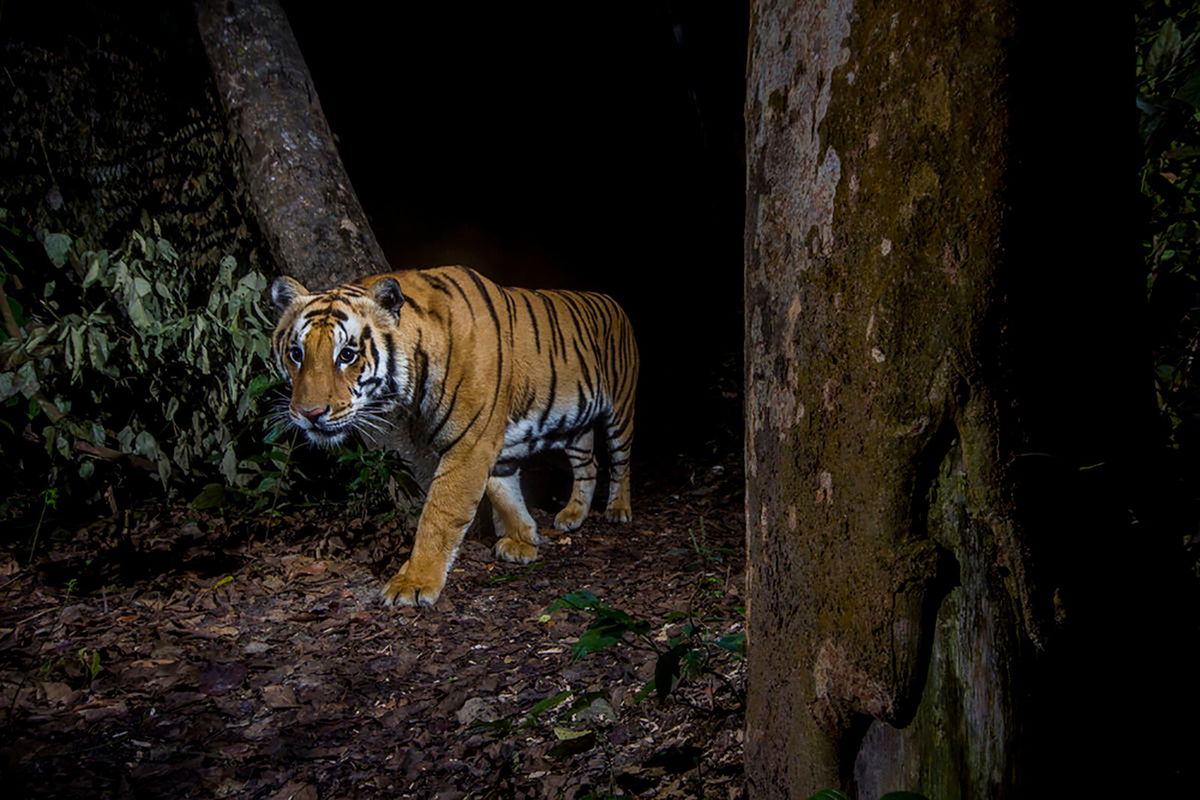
[745,2,1165,796]
[194,0,388,289]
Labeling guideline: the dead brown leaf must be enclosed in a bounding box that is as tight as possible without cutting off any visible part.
[262,684,299,708]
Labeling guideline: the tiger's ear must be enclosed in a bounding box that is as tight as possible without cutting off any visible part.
[372,277,405,315]
[270,276,308,310]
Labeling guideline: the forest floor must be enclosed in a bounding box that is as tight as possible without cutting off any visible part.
[0,458,746,799]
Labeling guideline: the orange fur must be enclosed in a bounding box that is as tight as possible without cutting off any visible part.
[271,266,638,606]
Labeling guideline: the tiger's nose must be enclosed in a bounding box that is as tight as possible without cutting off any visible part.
[293,404,328,422]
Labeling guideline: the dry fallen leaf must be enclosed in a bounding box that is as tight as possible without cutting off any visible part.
[41,681,79,706]
[262,684,299,709]
[269,781,318,800]
[129,658,176,668]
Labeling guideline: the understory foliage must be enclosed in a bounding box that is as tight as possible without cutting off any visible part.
[1139,3,1200,447]
[0,8,426,542]
[0,9,287,518]
[1138,1,1200,569]
[473,585,745,775]
[0,211,276,494]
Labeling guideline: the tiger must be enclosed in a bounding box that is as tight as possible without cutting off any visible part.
[269,265,639,607]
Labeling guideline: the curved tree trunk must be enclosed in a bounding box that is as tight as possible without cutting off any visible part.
[194,0,388,289]
[745,1,1168,796]
[193,0,441,490]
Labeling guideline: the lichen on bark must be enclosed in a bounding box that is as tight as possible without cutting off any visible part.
[745,0,1039,795]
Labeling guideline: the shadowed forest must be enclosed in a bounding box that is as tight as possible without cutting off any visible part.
[1,1,1198,798]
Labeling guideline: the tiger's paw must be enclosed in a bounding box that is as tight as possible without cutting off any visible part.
[381,562,445,607]
[604,504,632,524]
[495,536,539,564]
[553,502,588,532]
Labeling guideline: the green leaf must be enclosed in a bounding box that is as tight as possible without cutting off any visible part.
[552,725,590,741]
[655,643,689,700]
[469,718,513,734]
[220,445,238,483]
[681,647,706,679]
[716,632,746,654]
[53,426,69,458]
[4,294,24,331]
[127,295,149,328]
[16,362,39,398]
[546,589,600,614]
[1147,20,1182,81]
[156,238,178,263]
[263,421,287,445]
[42,233,71,267]
[191,483,227,509]
[547,729,596,758]
[87,327,110,371]
[632,680,657,704]
[82,252,103,288]
[134,430,158,459]
[592,605,649,633]
[68,326,84,374]
[157,456,171,487]
[571,695,615,724]
[527,689,573,719]
[571,616,640,660]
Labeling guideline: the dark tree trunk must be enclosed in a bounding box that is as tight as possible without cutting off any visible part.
[194,0,388,289]
[745,1,1182,797]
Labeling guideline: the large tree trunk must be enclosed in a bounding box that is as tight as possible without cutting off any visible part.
[745,2,1176,796]
[194,0,388,289]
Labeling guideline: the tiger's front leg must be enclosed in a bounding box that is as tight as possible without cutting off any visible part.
[381,445,495,607]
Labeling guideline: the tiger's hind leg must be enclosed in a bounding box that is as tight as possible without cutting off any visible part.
[603,413,634,523]
[488,470,541,564]
[555,429,598,531]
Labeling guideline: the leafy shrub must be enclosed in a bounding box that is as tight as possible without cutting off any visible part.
[543,589,745,704]
[335,443,423,519]
[0,209,279,502]
[0,9,284,518]
[1138,6,1200,444]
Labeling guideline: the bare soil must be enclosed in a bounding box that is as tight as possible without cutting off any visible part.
[0,463,745,799]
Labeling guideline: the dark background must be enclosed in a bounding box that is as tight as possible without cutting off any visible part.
[0,0,749,466]
[284,2,749,464]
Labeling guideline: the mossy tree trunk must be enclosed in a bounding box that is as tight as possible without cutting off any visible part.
[745,1,1169,796]
[194,0,388,289]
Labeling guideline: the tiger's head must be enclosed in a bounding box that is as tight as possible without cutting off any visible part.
[269,275,408,447]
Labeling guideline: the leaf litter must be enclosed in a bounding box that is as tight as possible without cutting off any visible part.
[0,460,745,798]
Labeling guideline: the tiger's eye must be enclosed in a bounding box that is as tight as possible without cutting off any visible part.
[338,349,357,365]
[288,345,303,364]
